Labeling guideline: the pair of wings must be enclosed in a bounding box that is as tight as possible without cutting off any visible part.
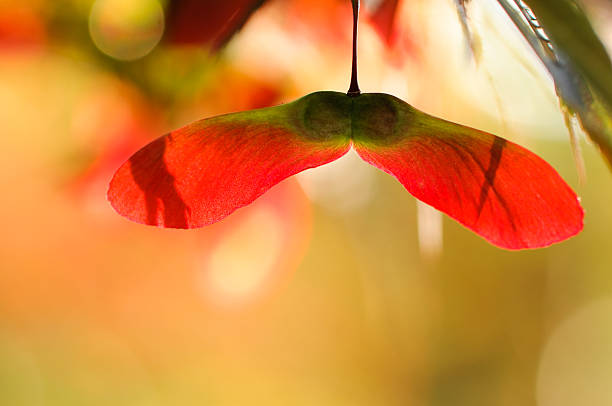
[108,92,583,250]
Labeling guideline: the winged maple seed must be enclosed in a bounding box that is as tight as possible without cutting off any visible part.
[108,0,583,250]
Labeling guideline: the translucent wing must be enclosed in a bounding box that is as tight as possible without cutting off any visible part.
[352,94,583,249]
[108,93,351,228]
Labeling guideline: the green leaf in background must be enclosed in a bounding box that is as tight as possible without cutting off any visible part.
[523,0,612,106]
[495,0,612,171]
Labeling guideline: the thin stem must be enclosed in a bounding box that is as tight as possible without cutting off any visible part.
[347,0,361,97]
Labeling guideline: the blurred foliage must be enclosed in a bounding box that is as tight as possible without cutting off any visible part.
[525,0,612,107]
[512,0,612,169]
[165,0,267,48]
[460,0,612,170]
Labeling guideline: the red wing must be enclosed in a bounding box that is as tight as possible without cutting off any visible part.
[108,113,350,228]
[354,126,584,249]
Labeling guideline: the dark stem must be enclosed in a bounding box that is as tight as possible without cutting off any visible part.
[347,0,361,97]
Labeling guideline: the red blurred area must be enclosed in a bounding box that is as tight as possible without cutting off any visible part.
[0,6,46,49]
[165,0,415,58]
[280,0,352,45]
[369,0,400,45]
[193,66,282,114]
[166,0,267,48]
[367,0,422,66]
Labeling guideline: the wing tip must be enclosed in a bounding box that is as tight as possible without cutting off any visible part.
[483,196,585,250]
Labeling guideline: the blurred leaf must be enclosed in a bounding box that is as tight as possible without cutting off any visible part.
[369,0,400,45]
[496,0,612,170]
[524,0,612,107]
[165,0,268,49]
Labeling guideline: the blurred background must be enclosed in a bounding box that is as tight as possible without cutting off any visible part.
[1,0,612,405]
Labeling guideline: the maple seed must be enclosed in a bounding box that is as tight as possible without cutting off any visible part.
[107,0,584,249]
[108,91,583,249]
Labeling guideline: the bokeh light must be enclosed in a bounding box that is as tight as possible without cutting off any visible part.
[195,180,312,309]
[89,0,164,61]
[297,150,377,215]
[416,201,443,259]
[200,205,285,306]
